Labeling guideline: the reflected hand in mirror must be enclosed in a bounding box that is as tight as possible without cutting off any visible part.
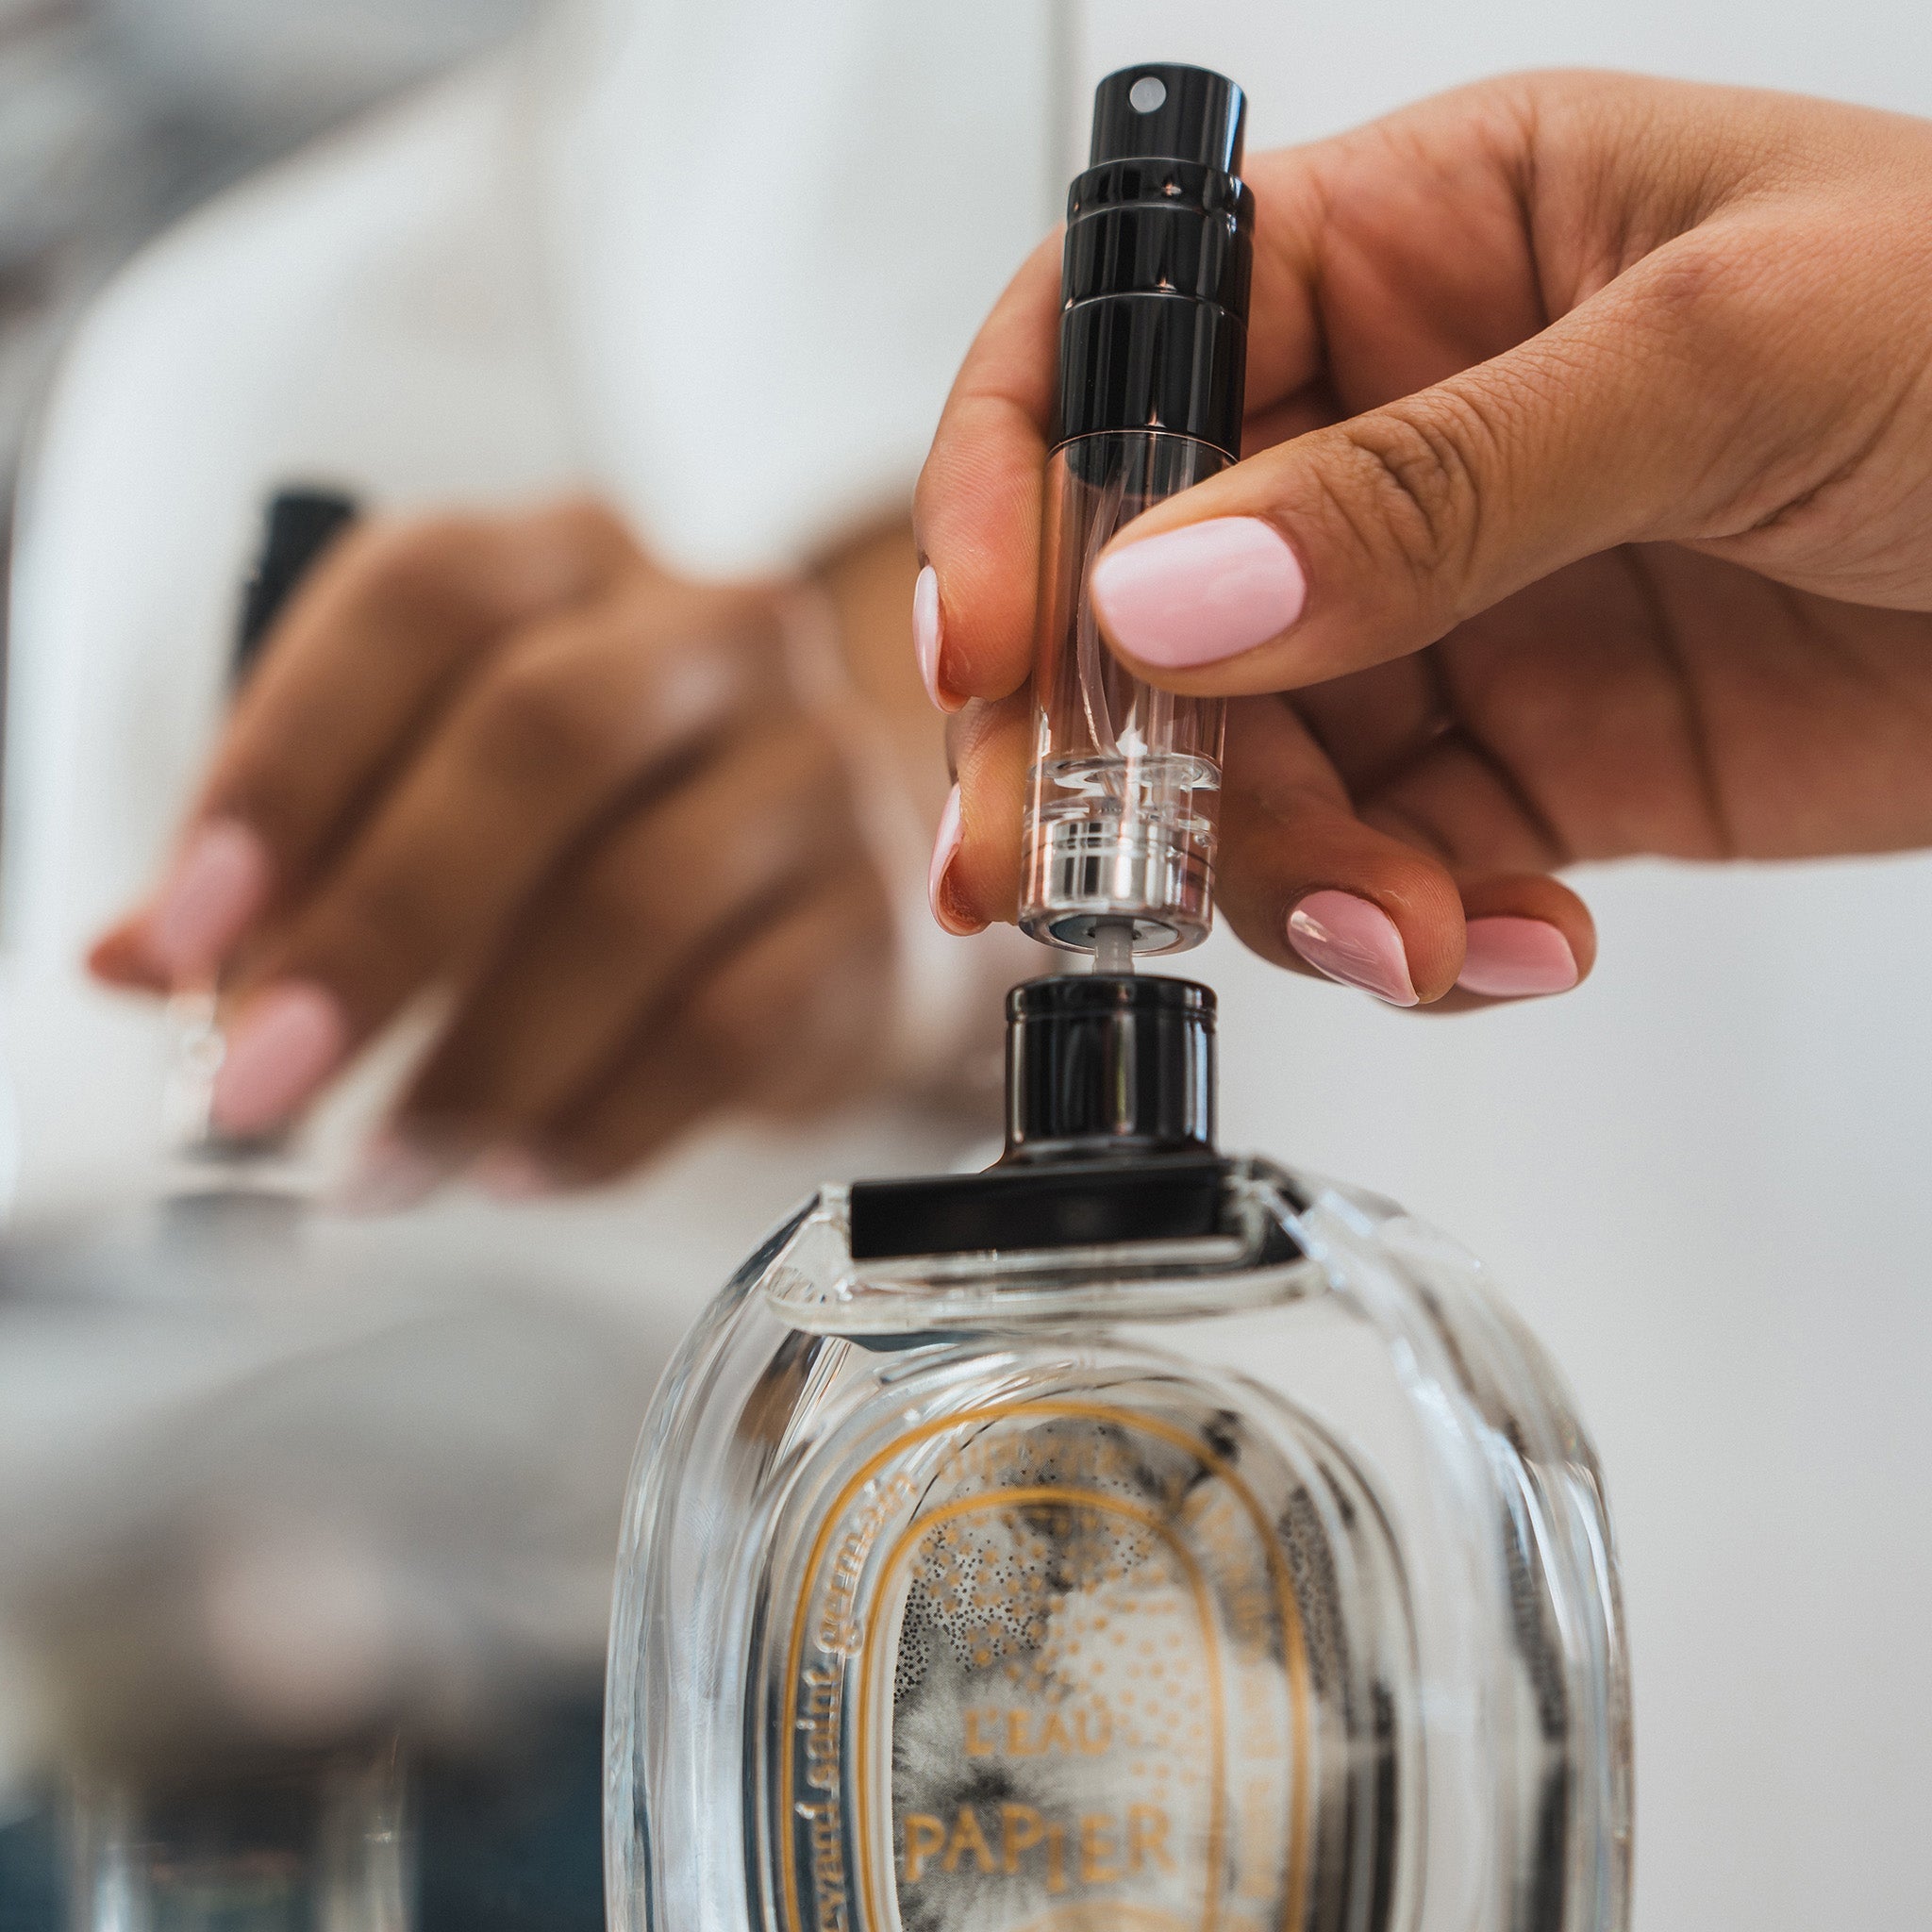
[90,501,941,1198]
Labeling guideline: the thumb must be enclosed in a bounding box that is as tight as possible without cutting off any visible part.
[1085,228,1812,695]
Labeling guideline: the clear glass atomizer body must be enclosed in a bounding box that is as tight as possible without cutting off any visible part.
[1020,67,1252,957]
[607,64,1631,1932]
[36,491,416,1932]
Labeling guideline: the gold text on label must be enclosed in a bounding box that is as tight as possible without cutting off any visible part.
[901,1803,1177,1890]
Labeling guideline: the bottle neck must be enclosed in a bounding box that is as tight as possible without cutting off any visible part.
[1002,974,1216,1162]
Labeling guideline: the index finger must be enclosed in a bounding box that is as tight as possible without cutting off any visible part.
[200,500,637,899]
[911,138,1345,716]
[911,233,1061,707]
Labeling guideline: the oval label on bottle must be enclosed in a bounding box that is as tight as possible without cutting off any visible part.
[775,1396,1315,1932]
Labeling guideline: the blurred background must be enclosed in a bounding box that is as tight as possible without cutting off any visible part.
[1,3,1929,1930]
[0,0,535,651]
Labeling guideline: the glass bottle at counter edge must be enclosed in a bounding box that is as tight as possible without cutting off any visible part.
[47,487,419,1932]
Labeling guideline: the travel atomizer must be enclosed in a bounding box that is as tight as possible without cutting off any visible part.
[607,63,1632,1932]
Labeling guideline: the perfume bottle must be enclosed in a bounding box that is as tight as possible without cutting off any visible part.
[606,971,1630,1931]
[606,66,1631,1932]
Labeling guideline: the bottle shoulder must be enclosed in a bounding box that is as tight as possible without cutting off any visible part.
[661,1148,1609,1535]
[731,1153,1521,1341]
[750,1154,1319,1335]
[610,1156,1630,1932]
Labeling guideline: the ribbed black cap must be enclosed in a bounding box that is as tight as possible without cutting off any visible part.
[1053,65,1253,458]
[1005,974,1215,1160]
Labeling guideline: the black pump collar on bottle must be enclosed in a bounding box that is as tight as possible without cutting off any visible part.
[1053,63,1253,460]
[1005,974,1214,1159]
[845,975,1232,1263]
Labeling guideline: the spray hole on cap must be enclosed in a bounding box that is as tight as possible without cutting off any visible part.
[1128,75,1167,113]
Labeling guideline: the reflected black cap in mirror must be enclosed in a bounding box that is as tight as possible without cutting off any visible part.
[233,487,359,688]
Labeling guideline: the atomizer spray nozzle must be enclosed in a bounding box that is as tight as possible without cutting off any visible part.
[1092,919,1137,975]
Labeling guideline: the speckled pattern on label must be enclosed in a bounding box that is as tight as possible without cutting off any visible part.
[777,1394,1315,1932]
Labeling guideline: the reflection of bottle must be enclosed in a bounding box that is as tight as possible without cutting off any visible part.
[167,486,360,1197]
[69,1745,409,1932]
[1022,66,1252,958]
[57,487,416,1932]
[607,968,1633,1931]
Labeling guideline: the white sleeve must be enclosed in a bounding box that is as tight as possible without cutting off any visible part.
[530,0,1065,576]
[3,61,577,972]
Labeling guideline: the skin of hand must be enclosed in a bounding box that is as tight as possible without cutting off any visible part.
[90,502,942,1195]
[915,70,1932,1008]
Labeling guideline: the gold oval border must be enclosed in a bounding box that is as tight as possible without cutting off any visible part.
[776,1400,1313,1932]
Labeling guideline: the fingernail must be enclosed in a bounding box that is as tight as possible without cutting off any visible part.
[472,1146,558,1203]
[926,782,981,935]
[209,982,348,1136]
[1090,516,1307,669]
[912,563,957,710]
[332,1129,452,1215]
[1287,891,1418,1006]
[1457,917,1579,997]
[87,924,166,991]
[145,819,273,983]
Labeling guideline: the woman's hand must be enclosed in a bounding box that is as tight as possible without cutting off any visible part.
[916,72,1932,1005]
[91,502,938,1193]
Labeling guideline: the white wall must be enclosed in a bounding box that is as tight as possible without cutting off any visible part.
[1075,8,1932,1928]
[1079,0,1932,144]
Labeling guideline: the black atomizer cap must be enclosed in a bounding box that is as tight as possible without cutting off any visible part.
[1053,64,1253,458]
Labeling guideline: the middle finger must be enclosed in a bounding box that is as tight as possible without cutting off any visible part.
[395,717,863,1150]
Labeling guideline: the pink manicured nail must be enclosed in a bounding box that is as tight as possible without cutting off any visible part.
[472,1147,558,1204]
[1090,516,1307,668]
[912,564,956,710]
[926,783,980,935]
[146,819,272,983]
[1457,917,1579,997]
[210,982,348,1135]
[332,1129,452,1215]
[1287,891,1418,1006]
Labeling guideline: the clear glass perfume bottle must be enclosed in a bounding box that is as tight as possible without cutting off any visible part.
[606,63,1630,1932]
[48,1001,418,1932]
[606,972,1631,1932]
